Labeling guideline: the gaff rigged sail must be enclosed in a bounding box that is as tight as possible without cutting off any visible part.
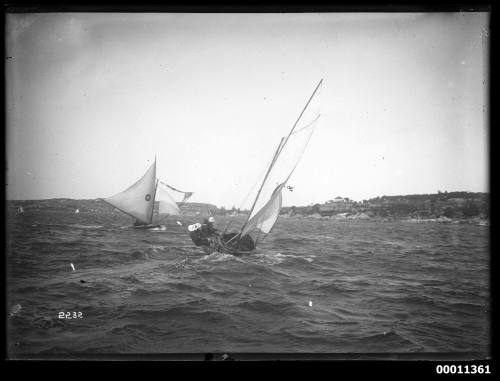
[239,79,323,242]
[103,160,157,224]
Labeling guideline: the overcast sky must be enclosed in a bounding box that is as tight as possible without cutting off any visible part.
[6,12,489,208]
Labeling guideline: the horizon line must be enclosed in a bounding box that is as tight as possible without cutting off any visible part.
[6,189,489,206]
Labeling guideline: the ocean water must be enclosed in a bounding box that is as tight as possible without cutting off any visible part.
[6,209,490,358]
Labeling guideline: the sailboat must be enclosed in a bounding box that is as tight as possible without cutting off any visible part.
[75,208,80,214]
[207,79,323,255]
[100,158,191,228]
[17,205,24,214]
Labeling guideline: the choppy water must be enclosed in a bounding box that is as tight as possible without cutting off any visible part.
[6,209,490,357]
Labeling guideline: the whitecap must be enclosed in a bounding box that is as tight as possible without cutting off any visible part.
[9,303,22,317]
[71,224,103,229]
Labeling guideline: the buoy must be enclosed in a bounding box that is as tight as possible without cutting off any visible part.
[70,263,75,271]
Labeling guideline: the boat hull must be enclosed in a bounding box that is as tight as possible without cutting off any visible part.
[132,224,165,230]
[203,232,255,256]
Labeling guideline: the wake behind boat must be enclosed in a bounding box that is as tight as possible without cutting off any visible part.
[101,158,193,229]
[189,80,323,255]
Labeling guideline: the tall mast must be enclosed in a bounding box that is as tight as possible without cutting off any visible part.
[149,157,158,225]
[278,79,323,157]
[238,79,323,236]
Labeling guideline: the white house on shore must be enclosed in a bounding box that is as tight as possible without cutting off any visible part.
[326,196,348,204]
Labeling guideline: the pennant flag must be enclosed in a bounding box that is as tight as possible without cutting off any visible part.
[181,192,194,202]
[159,181,194,203]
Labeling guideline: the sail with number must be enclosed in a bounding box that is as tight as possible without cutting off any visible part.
[101,158,189,227]
[218,79,323,254]
[103,160,157,224]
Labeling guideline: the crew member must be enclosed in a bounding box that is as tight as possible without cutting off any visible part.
[200,216,218,237]
[206,216,219,235]
[188,223,210,246]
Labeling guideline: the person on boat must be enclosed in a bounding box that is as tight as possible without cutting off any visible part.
[202,216,219,236]
[188,223,210,246]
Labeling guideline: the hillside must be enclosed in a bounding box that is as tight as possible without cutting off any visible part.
[281,191,489,220]
[7,198,218,216]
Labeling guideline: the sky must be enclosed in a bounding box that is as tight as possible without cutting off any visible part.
[6,12,489,209]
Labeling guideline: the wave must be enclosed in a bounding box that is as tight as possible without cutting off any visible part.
[70,224,103,229]
[110,323,163,336]
[131,251,149,260]
[250,251,316,266]
[147,226,168,232]
[120,274,143,284]
[359,330,417,347]
[315,283,356,294]
[9,303,22,317]
[236,299,298,315]
[6,214,489,354]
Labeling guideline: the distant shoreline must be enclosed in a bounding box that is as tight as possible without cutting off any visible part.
[7,191,489,224]
[280,213,489,226]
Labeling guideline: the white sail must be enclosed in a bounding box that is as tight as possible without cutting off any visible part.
[152,181,181,224]
[75,208,80,214]
[103,160,157,224]
[240,183,284,238]
[239,80,322,240]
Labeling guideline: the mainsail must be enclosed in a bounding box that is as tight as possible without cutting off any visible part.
[238,79,323,244]
[102,160,157,224]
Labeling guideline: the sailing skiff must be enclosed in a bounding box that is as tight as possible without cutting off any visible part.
[100,158,191,228]
[205,79,323,255]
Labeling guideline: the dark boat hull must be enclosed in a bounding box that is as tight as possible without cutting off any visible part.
[202,233,256,256]
[132,224,165,230]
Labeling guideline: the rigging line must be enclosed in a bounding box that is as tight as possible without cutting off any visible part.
[239,137,284,236]
[158,180,192,195]
[158,182,190,205]
[290,113,322,136]
[275,79,323,160]
[284,121,319,186]
[255,227,263,247]
[239,80,322,237]
[223,150,275,234]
